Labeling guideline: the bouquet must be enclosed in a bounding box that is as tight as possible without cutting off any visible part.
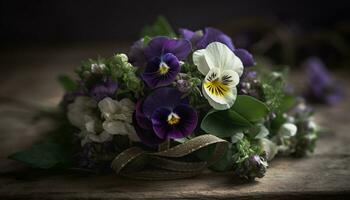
[9,17,319,181]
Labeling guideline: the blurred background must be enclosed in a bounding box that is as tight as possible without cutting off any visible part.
[1,0,350,68]
[0,0,349,172]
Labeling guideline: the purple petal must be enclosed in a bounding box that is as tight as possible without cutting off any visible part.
[135,100,153,130]
[128,39,146,67]
[133,113,165,147]
[234,48,255,67]
[151,104,197,140]
[89,78,118,101]
[142,87,187,119]
[303,57,344,105]
[196,27,234,50]
[144,36,192,61]
[142,53,180,88]
[179,28,195,40]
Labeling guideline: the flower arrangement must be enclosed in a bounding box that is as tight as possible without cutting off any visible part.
[9,17,319,181]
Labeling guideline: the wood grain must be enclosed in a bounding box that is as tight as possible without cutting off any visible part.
[0,44,349,199]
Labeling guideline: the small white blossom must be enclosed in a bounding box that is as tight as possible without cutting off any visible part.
[279,123,297,137]
[67,96,140,146]
[91,63,106,73]
[98,97,140,142]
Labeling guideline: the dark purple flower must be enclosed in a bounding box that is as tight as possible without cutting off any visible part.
[128,39,146,68]
[151,104,197,139]
[233,49,255,67]
[179,28,203,46]
[179,27,255,67]
[142,37,191,88]
[133,87,197,146]
[196,27,235,50]
[304,57,344,105]
[142,53,181,88]
[89,78,118,102]
[133,113,165,147]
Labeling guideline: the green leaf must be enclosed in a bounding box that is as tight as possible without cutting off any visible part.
[232,95,269,123]
[210,144,234,172]
[143,36,152,46]
[57,75,78,92]
[277,95,297,113]
[194,143,233,172]
[8,142,72,169]
[201,109,252,137]
[141,16,176,38]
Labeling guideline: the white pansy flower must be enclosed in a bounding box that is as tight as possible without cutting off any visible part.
[98,97,140,142]
[193,42,244,110]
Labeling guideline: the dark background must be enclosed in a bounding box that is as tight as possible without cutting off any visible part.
[1,0,350,70]
[1,0,349,43]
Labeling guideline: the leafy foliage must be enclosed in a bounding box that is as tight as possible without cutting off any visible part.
[201,95,269,137]
[141,16,176,38]
[57,75,78,92]
[259,69,288,112]
[9,141,72,169]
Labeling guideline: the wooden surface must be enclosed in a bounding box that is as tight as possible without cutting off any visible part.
[0,44,349,199]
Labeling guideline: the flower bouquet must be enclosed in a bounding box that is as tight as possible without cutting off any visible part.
[9,17,319,181]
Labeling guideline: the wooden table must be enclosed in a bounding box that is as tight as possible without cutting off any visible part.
[0,44,349,199]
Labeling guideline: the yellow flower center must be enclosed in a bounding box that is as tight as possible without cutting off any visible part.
[204,79,230,97]
[167,112,181,125]
[159,62,170,75]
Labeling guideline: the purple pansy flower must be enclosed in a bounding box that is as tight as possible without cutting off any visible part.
[133,87,198,147]
[89,78,118,102]
[142,37,191,89]
[128,39,146,68]
[303,57,344,105]
[179,27,255,67]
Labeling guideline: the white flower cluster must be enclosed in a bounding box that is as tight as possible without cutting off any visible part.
[67,96,139,146]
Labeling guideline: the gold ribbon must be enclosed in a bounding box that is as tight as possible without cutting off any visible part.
[111,134,228,180]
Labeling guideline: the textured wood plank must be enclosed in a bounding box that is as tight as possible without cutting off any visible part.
[0,44,349,199]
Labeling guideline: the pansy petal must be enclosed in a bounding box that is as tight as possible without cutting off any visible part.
[151,107,172,139]
[202,68,238,110]
[133,113,165,147]
[204,42,244,76]
[142,87,187,118]
[203,85,237,110]
[234,48,255,67]
[128,39,146,67]
[171,104,198,138]
[142,53,180,88]
[144,37,169,60]
[135,100,153,130]
[221,70,240,87]
[144,37,192,61]
[151,105,197,140]
[179,28,195,40]
[193,49,211,75]
[196,27,234,50]
[163,38,192,60]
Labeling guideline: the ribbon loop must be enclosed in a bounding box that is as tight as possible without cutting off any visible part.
[111,134,229,180]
